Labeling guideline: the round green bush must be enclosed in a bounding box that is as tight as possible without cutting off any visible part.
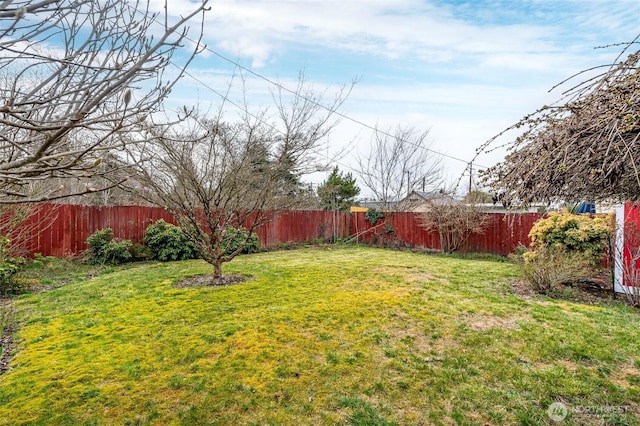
[0,236,26,295]
[144,220,198,261]
[85,228,132,265]
[222,226,260,256]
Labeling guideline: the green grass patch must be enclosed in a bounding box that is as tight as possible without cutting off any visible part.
[17,255,113,290]
[1,246,639,424]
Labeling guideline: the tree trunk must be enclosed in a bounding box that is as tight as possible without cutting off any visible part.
[213,261,223,278]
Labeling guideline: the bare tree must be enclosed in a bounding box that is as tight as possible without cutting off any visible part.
[128,78,351,278]
[356,125,442,209]
[51,153,149,206]
[0,0,209,204]
[418,202,490,253]
[0,203,57,256]
[480,38,640,206]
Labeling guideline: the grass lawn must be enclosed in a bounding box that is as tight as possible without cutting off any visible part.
[1,246,640,425]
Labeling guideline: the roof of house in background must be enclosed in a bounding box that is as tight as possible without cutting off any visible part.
[401,190,460,206]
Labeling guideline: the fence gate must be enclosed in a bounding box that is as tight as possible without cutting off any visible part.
[614,203,640,293]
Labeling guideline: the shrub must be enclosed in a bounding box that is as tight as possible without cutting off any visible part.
[101,240,132,264]
[0,258,22,288]
[85,228,132,265]
[86,228,113,256]
[0,236,26,295]
[144,220,198,261]
[222,226,260,256]
[528,211,612,265]
[520,247,590,294]
[419,204,490,253]
[365,209,384,226]
[129,243,153,261]
[520,212,612,293]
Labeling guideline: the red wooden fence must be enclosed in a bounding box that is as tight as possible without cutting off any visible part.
[17,204,176,257]
[256,210,350,248]
[462,213,541,254]
[13,204,352,257]
[352,211,542,255]
[11,204,542,257]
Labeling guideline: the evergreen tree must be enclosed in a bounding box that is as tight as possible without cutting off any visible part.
[317,166,360,211]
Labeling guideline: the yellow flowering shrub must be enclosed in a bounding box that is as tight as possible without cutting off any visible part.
[528,211,613,265]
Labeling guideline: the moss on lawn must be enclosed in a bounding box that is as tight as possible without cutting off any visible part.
[0,246,639,425]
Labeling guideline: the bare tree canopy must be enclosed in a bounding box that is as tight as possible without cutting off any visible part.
[481,39,640,206]
[129,78,351,277]
[356,125,442,209]
[0,0,209,204]
[418,203,489,253]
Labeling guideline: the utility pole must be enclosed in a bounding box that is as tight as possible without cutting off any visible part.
[406,171,411,197]
[468,161,473,196]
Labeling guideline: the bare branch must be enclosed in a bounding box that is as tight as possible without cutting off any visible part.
[356,124,443,208]
[0,0,209,204]
[480,40,640,206]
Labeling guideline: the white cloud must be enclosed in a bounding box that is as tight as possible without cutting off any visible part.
[203,1,554,65]
[160,0,640,192]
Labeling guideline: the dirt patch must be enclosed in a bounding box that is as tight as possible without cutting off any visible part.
[609,364,640,389]
[468,314,521,332]
[174,274,252,288]
[0,298,16,376]
[508,270,634,308]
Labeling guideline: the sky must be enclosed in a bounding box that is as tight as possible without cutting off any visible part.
[160,0,640,196]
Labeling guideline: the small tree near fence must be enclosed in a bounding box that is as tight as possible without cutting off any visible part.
[317,166,360,212]
[418,203,489,253]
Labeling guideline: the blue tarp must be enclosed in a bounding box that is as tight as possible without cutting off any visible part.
[575,202,596,214]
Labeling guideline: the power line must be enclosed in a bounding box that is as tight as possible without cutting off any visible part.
[175,65,480,196]
[169,65,359,175]
[139,6,490,171]
[172,66,480,197]
[203,48,490,170]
